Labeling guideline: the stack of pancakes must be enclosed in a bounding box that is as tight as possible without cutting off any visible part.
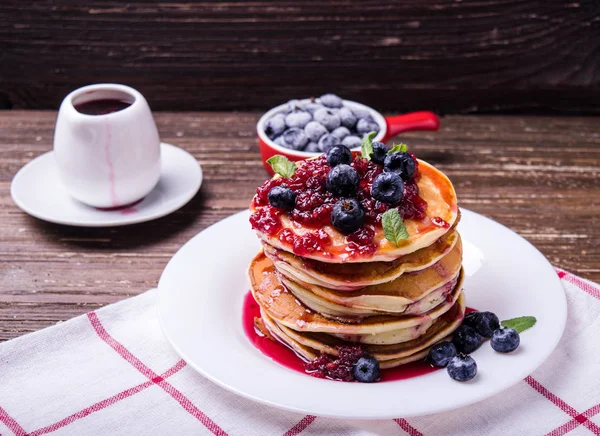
[248,160,463,369]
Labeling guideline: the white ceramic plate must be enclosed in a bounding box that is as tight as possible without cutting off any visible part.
[157,209,567,419]
[11,143,202,227]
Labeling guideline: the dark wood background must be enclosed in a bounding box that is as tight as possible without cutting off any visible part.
[1,1,599,113]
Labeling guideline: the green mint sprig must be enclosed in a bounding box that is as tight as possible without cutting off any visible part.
[361,131,377,160]
[267,155,296,178]
[501,316,537,333]
[388,143,408,154]
[381,209,409,247]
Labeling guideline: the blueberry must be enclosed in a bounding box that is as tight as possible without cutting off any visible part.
[305,141,320,153]
[314,108,341,131]
[352,107,371,119]
[304,121,328,142]
[464,311,500,338]
[384,152,416,181]
[356,118,380,135]
[491,327,520,353]
[331,198,365,233]
[447,354,477,382]
[303,102,324,114]
[264,113,286,139]
[319,93,344,108]
[274,135,288,147]
[338,107,357,129]
[341,135,362,149]
[282,127,309,150]
[268,186,296,210]
[326,164,360,196]
[331,126,351,140]
[371,172,404,204]
[318,133,340,153]
[285,110,312,128]
[370,141,388,165]
[326,145,352,167]
[287,99,302,112]
[453,325,483,354]
[353,355,380,382]
[428,341,457,367]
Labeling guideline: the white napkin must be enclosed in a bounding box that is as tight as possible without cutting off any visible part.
[1,268,598,436]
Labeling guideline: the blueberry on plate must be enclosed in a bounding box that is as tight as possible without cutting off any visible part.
[318,133,341,153]
[264,113,286,139]
[384,152,416,181]
[314,108,341,131]
[320,93,344,108]
[338,107,357,129]
[331,126,351,140]
[352,107,371,119]
[326,145,352,167]
[447,354,477,382]
[305,141,320,153]
[491,327,520,353]
[371,172,404,204]
[341,135,362,149]
[331,198,365,233]
[453,325,483,354]
[353,355,380,383]
[304,121,328,142]
[428,341,457,367]
[464,311,500,338]
[326,164,360,196]
[370,141,388,165]
[282,127,309,150]
[356,118,380,134]
[285,110,312,129]
[268,186,296,210]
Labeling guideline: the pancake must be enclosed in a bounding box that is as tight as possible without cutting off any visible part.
[264,228,460,291]
[248,250,464,337]
[250,159,459,263]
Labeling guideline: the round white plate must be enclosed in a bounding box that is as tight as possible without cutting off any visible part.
[157,209,567,419]
[11,143,202,227]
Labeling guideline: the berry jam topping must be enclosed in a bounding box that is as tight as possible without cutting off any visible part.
[249,206,282,236]
[305,345,366,381]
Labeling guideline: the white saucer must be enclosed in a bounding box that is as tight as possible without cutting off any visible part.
[157,209,567,419]
[11,143,202,227]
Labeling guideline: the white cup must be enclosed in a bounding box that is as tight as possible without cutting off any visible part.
[53,83,161,208]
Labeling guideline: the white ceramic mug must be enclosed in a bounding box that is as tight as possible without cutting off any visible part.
[53,83,161,208]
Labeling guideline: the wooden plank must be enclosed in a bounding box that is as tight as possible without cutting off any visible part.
[0,111,599,341]
[1,1,599,112]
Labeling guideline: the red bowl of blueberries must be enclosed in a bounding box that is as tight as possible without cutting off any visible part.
[257,94,440,174]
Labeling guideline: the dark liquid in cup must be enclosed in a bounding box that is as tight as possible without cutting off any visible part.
[74,99,131,115]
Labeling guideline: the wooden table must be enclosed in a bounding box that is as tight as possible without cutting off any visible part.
[0,111,598,342]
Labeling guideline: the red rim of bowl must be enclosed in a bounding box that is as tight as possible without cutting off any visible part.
[256,99,388,157]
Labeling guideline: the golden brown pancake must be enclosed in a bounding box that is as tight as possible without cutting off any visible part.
[251,159,459,263]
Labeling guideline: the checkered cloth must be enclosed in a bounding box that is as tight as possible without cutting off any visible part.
[0,268,598,436]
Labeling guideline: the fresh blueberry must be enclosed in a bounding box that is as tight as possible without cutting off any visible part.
[353,355,380,382]
[303,102,324,114]
[282,127,309,150]
[491,327,520,353]
[464,311,500,338]
[331,126,351,140]
[314,108,341,131]
[331,198,365,233]
[352,107,371,119]
[326,145,352,167]
[370,141,388,165]
[453,325,483,354]
[371,172,404,204]
[304,121,328,142]
[274,135,288,147]
[285,110,312,128]
[287,99,302,112]
[318,133,341,153]
[356,118,380,135]
[428,341,457,367]
[341,135,362,149]
[326,164,360,196]
[264,113,286,139]
[268,186,296,210]
[319,93,344,108]
[384,152,416,181]
[305,141,320,153]
[447,354,477,382]
[338,107,357,129]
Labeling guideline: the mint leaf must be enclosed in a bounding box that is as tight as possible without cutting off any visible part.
[388,143,408,154]
[381,209,409,247]
[267,155,296,178]
[361,132,377,160]
[501,316,537,333]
